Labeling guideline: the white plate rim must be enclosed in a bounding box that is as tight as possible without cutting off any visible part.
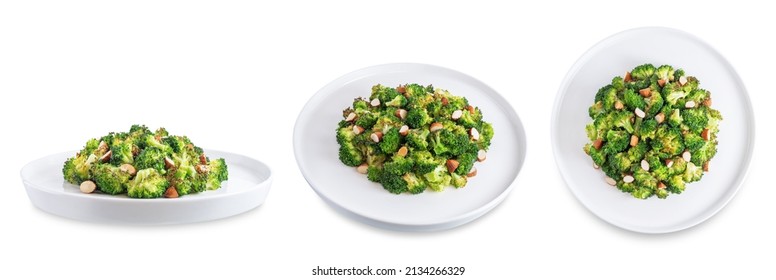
[293,62,527,231]
[551,26,756,234]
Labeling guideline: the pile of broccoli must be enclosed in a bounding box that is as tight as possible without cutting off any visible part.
[584,64,722,199]
[62,125,228,198]
[337,84,494,194]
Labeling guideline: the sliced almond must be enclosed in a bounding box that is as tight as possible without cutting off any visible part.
[399,125,409,136]
[429,122,444,132]
[641,160,650,171]
[395,109,407,120]
[353,125,365,135]
[466,167,477,177]
[665,159,674,168]
[658,79,666,87]
[685,100,696,108]
[605,177,617,186]
[630,135,639,147]
[397,85,406,93]
[99,150,112,163]
[80,180,96,194]
[356,163,369,174]
[97,141,109,154]
[195,164,210,174]
[703,161,709,172]
[119,164,137,176]
[441,96,449,105]
[370,98,380,107]
[593,138,603,150]
[164,157,175,169]
[466,105,475,114]
[682,151,691,162]
[446,159,459,173]
[624,72,632,82]
[623,175,635,183]
[639,88,651,97]
[703,98,712,107]
[164,186,179,198]
[593,163,599,169]
[634,107,646,118]
[451,110,463,120]
[701,129,710,141]
[396,146,408,157]
[345,112,357,122]
[370,132,383,143]
[200,154,208,164]
[470,127,480,141]
[679,76,688,86]
[477,149,487,162]
[655,112,665,124]
[614,100,624,110]
[658,182,667,189]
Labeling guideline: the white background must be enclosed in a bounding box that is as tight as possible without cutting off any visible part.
[0,1,771,279]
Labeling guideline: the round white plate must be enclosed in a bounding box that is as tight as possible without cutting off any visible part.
[552,27,755,233]
[294,63,526,231]
[21,150,273,225]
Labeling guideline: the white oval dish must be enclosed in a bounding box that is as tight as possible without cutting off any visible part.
[294,63,526,231]
[552,27,755,233]
[21,150,272,225]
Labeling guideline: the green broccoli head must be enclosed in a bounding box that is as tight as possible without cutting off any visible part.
[683,133,705,152]
[683,162,704,183]
[135,147,167,172]
[450,173,468,188]
[651,126,685,158]
[655,65,675,81]
[667,175,686,194]
[127,168,169,198]
[63,153,98,185]
[602,130,629,155]
[612,111,635,133]
[366,166,383,182]
[169,165,206,195]
[584,143,607,167]
[631,64,657,81]
[622,89,646,111]
[92,164,131,195]
[638,119,658,140]
[385,95,407,107]
[607,152,632,173]
[354,112,378,129]
[405,108,432,129]
[405,128,430,150]
[380,172,408,194]
[378,127,401,154]
[422,165,452,192]
[478,122,494,149]
[681,108,709,133]
[402,173,427,194]
[411,150,441,175]
[206,158,228,190]
[383,155,414,176]
[645,90,664,116]
[110,141,134,165]
[457,108,483,129]
[371,84,401,104]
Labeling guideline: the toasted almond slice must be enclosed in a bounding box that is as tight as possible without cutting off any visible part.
[451,110,463,120]
[119,164,137,176]
[370,132,383,143]
[605,177,617,186]
[441,97,449,105]
[477,149,487,162]
[593,138,603,150]
[356,163,369,174]
[466,105,475,114]
[655,112,665,124]
[98,141,109,153]
[353,125,365,135]
[164,157,175,169]
[200,154,208,164]
[624,72,632,82]
[685,100,696,108]
[639,88,651,97]
[593,162,599,169]
[395,109,407,120]
[614,100,624,110]
[80,180,96,194]
[703,98,712,107]
[701,129,710,141]
[641,160,650,171]
[470,127,480,141]
[99,150,112,163]
[623,175,635,183]
[634,107,646,118]
[370,98,380,107]
[399,125,409,136]
[658,79,666,87]
[658,182,667,189]
[345,112,357,122]
[682,151,692,162]
[164,186,179,198]
[665,159,674,168]
[467,167,477,177]
[397,146,408,157]
[195,164,210,174]
[446,159,459,173]
[429,122,444,132]
[679,76,688,86]
[703,161,709,172]
[630,135,639,147]
[397,85,406,93]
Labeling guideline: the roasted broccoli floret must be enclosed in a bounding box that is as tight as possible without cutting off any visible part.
[206,158,229,190]
[127,168,169,198]
[92,163,131,195]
